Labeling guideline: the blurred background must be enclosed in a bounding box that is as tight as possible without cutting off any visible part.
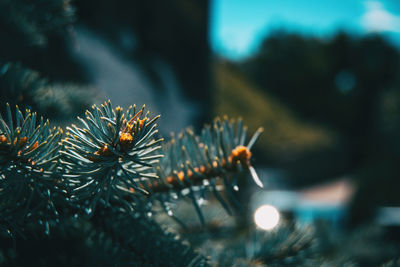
[2,0,400,264]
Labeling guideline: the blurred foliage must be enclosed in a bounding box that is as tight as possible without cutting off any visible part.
[0,62,45,114]
[0,0,74,51]
[0,211,206,266]
[242,32,399,139]
[194,223,400,267]
[240,31,400,170]
[213,60,354,186]
[0,0,96,122]
[0,62,95,123]
[376,83,400,153]
[214,31,400,223]
[0,0,87,82]
[214,61,339,160]
[34,83,97,123]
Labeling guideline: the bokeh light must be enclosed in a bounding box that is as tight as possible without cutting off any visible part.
[254,204,280,230]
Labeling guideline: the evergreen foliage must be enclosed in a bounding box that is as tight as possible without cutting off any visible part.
[62,101,163,214]
[0,62,94,122]
[0,0,91,123]
[0,0,74,64]
[2,1,400,266]
[0,63,45,115]
[0,104,62,236]
[0,100,263,265]
[152,117,263,224]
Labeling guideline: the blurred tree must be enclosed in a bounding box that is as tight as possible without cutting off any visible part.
[243,32,398,144]
[242,31,400,224]
[213,61,350,185]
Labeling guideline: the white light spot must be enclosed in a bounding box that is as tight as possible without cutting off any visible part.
[254,204,280,230]
[198,198,205,205]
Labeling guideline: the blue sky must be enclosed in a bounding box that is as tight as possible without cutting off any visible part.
[211,0,400,60]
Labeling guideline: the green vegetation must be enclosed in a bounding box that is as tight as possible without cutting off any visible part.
[214,61,338,159]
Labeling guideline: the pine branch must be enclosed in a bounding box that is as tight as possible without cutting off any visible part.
[0,208,208,267]
[0,62,95,122]
[91,207,208,267]
[0,62,45,114]
[382,258,400,267]
[1,100,265,235]
[201,225,320,267]
[149,117,264,224]
[0,104,62,234]
[61,101,163,214]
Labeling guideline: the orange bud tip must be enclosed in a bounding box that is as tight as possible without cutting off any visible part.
[177,171,185,181]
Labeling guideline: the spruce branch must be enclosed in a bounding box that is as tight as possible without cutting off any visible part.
[382,258,400,267]
[149,117,263,224]
[62,100,163,214]
[201,225,320,267]
[0,104,62,234]
[91,207,208,267]
[0,62,95,121]
[0,62,45,114]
